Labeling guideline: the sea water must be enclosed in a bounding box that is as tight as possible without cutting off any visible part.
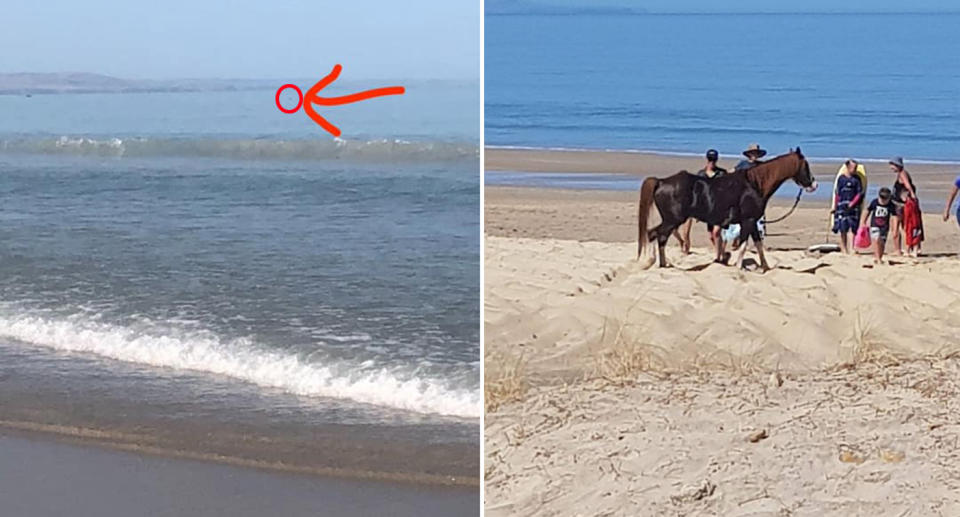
[486,13,960,163]
[0,82,480,440]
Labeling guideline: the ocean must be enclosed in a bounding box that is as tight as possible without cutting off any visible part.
[486,13,960,163]
[0,81,480,465]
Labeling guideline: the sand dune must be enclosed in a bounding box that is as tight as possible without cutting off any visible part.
[485,236,960,516]
[486,236,960,378]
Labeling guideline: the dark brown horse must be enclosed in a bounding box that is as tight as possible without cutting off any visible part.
[637,149,817,271]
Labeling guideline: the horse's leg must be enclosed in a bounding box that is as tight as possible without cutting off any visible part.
[735,220,753,269]
[753,231,771,272]
[638,225,662,266]
[647,222,672,268]
[714,227,725,263]
[677,219,692,255]
[657,230,670,268]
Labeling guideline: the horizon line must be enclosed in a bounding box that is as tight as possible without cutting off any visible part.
[0,72,478,83]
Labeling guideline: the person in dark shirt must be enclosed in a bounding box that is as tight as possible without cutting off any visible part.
[859,187,895,263]
[698,149,728,179]
[678,149,728,254]
[832,160,863,254]
[888,156,919,256]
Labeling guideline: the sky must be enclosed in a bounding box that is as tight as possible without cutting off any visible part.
[0,0,479,80]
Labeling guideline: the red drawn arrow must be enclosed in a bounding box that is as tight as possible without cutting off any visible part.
[302,64,405,137]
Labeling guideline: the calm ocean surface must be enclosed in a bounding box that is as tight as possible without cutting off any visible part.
[486,13,960,162]
[0,82,480,436]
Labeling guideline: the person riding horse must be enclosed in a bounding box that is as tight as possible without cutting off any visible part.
[637,148,818,271]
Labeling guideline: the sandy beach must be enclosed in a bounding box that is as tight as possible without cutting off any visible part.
[483,151,960,515]
[487,148,960,185]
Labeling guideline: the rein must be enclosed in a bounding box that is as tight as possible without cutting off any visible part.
[745,154,807,225]
[765,188,803,224]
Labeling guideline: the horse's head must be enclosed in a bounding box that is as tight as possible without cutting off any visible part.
[792,147,818,192]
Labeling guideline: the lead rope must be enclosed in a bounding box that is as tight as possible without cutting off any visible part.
[764,188,803,224]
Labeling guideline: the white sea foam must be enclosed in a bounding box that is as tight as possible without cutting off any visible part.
[0,136,478,163]
[0,312,479,418]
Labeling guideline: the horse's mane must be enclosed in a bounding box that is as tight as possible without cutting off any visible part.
[744,152,803,197]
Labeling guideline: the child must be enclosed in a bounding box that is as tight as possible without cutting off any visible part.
[860,187,895,264]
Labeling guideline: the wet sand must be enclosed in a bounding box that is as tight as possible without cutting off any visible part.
[485,186,960,255]
[0,340,479,490]
[486,147,960,188]
[0,432,478,517]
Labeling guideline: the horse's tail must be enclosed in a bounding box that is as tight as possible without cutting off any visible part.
[637,176,658,258]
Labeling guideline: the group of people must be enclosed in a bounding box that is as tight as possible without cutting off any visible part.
[679,143,960,265]
[831,156,924,262]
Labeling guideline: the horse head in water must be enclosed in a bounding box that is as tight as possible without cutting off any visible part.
[637,148,817,271]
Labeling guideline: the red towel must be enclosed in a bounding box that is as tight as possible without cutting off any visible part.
[854,226,871,249]
[903,197,924,247]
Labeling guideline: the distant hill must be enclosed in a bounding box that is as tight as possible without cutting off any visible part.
[486,0,646,15]
[0,72,279,95]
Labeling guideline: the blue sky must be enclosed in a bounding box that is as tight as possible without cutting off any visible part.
[0,0,479,80]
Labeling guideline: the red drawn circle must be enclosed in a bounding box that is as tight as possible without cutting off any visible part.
[275,84,303,113]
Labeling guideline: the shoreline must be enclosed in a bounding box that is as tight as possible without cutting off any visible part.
[0,418,477,487]
[0,432,477,517]
[0,341,479,489]
[485,147,960,211]
[487,145,960,167]
[485,147,960,185]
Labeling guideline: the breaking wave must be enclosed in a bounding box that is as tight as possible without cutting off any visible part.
[0,311,480,418]
[0,136,478,163]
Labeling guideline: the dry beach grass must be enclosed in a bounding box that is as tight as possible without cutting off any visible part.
[485,358,960,516]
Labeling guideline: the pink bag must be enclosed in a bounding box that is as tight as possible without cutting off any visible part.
[854,225,871,249]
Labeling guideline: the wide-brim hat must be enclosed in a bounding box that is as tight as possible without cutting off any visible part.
[889,156,904,169]
[743,143,767,158]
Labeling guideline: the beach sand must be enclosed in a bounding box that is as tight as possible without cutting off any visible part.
[0,432,478,517]
[485,361,960,516]
[483,153,960,515]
